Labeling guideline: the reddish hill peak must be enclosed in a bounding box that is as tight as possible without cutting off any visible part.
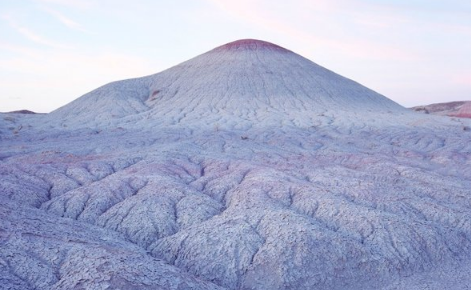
[212,39,290,53]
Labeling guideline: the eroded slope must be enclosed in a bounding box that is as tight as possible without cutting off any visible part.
[2,116,471,289]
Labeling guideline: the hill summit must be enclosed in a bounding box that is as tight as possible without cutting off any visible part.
[49,39,405,128]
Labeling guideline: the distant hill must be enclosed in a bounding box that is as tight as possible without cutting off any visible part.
[5,109,37,114]
[412,101,471,119]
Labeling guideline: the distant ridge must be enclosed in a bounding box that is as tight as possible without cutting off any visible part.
[6,110,37,114]
[412,100,471,119]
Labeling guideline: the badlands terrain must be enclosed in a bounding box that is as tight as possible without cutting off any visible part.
[1,39,471,289]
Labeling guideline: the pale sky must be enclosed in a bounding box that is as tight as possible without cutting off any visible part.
[1,0,470,113]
